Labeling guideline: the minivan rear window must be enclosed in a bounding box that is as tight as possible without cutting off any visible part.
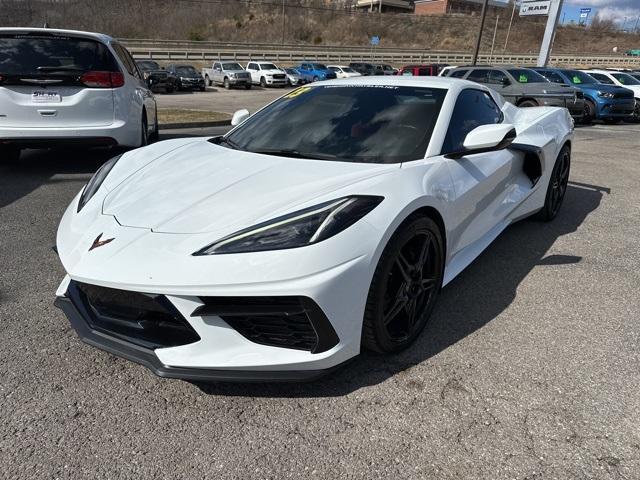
[0,33,118,76]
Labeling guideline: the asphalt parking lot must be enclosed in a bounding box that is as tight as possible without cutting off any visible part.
[1,122,639,479]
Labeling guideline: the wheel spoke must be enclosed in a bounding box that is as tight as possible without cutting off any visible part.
[383,289,408,326]
[420,277,437,292]
[417,234,432,269]
[405,298,418,329]
[395,253,413,283]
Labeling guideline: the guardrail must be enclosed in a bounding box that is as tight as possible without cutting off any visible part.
[121,39,640,68]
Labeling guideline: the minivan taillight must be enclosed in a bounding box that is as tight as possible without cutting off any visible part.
[80,71,125,88]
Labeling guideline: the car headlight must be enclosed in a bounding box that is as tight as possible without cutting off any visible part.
[598,91,615,98]
[193,196,383,255]
[77,154,121,212]
[229,72,236,78]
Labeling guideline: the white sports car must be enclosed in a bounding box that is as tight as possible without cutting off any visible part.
[55,77,573,382]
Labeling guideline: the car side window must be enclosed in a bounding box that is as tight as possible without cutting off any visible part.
[540,70,564,84]
[589,73,614,84]
[111,43,138,78]
[466,69,490,83]
[442,89,503,155]
[213,63,221,71]
[488,70,508,85]
[418,68,429,76]
[449,69,468,78]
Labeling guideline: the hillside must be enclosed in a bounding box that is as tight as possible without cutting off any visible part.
[1,0,639,54]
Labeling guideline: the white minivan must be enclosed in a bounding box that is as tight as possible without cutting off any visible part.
[0,28,158,162]
[245,61,288,87]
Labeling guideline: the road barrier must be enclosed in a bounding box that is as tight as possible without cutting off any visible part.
[121,38,640,68]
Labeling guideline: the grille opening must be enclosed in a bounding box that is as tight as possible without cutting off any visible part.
[71,281,200,349]
[192,297,339,353]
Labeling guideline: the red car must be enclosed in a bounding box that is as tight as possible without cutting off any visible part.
[396,64,447,76]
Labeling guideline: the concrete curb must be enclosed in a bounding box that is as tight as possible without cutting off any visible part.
[159,119,232,130]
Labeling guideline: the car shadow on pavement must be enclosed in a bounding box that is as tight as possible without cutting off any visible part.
[195,180,610,398]
[0,148,120,210]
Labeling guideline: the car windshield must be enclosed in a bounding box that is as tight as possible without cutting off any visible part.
[137,61,159,71]
[222,63,243,70]
[328,67,340,72]
[312,64,328,70]
[0,33,117,75]
[175,66,198,75]
[564,70,597,85]
[343,67,357,73]
[285,68,298,74]
[508,69,548,83]
[612,73,640,85]
[222,85,447,164]
[260,63,278,70]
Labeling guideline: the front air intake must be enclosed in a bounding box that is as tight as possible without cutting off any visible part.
[192,297,339,353]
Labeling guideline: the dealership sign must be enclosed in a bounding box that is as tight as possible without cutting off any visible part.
[519,0,551,16]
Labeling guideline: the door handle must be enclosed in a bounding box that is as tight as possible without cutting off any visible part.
[38,110,58,117]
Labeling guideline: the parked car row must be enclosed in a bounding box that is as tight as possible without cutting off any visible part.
[442,65,640,124]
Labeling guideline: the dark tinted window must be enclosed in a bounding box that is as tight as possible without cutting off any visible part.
[113,43,139,77]
[137,61,160,71]
[507,69,548,83]
[612,73,640,85]
[588,73,614,84]
[224,85,447,164]
[467,69,490,82]
[564,70,597,85]
[538,70,565,84]
[222,62,243,70]
[0,33,118,75]
[418,68,430,76]
[442,89,502,154]
[487,70,508,85]
[175,66,198,76]
[449,69,468,78]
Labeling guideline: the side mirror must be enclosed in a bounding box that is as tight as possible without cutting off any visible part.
[501,77,511,86]
[231,108,250,126]
[446,124,516,159]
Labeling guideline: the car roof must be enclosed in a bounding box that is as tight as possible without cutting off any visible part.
[0,27,113,44]
[583,69,616,74]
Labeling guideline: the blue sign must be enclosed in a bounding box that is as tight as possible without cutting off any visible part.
[580,8,591,13]
[370,36,380,46]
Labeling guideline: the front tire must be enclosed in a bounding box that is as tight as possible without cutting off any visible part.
[140,114,149,147]
[260,77,267,88]
[362,216,444,353]
[582,99,595,125]
[0,145,21,163]
[537,145,570,222]
[518,99,538,108]
[223,77,230,89]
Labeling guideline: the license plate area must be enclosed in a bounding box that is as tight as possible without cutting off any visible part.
[32,91,62,103]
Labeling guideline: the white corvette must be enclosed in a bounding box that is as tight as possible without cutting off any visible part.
[55,77,573,382]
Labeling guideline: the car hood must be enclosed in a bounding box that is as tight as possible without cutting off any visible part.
[102,140,398,235]
[262,69,285,74]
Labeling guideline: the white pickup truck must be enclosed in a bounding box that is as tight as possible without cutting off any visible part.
[201,61,251,89]
[245,61,288,87]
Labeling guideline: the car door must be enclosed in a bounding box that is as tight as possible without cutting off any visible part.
[441,89,522,257]
[212,63,222,84]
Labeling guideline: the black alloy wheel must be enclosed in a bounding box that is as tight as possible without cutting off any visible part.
[538,145,570,221]
[633,99,640,122]
[362,216,444,353]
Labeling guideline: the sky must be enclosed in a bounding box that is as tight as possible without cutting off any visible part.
[560,0,640,28]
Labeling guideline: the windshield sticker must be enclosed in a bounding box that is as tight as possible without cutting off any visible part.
[519,74,528,83]
[285,86,313,98]
[572,76,582,84]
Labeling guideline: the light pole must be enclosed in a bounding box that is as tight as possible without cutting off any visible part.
[471,0,490,65]
[503,0,517,51]
[281,0,286,45]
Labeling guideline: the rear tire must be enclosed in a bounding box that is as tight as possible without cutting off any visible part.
[313,76,319,82]
[140,114,149,147]
[149,111,159,143]
[0,145,21,163]
[518,99,538,108]
[537,145,570,222]
[362,216,444,353]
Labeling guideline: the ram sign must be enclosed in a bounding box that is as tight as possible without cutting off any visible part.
[519,0,551,16]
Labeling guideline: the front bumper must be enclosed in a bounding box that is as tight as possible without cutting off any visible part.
[595,98,635,118]
[54,292,341,382]
[227,77,250,86]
